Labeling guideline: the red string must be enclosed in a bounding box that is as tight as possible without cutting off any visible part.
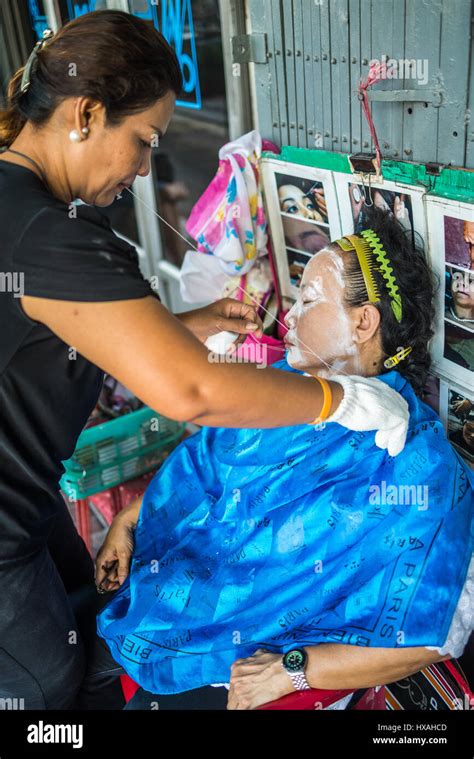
[358,61,388,170]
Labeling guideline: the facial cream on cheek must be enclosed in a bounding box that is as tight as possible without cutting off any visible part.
[331,305,355,351]
[328,303,363,375]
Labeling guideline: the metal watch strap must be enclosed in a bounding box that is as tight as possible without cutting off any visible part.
[281,659,311,690]
[289,670,311,690]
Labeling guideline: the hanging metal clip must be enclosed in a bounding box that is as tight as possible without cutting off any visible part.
[348,152,383,191]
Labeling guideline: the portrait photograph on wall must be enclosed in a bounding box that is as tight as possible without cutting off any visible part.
[427,197,474,390]
[260,159,341,298]
[334,173,426,247]
[444,265,474,372]
[441,384,474,469]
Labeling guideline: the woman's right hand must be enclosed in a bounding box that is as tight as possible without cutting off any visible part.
[95,495,143,592]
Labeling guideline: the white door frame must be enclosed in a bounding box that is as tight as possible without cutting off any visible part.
[137,0,254,312]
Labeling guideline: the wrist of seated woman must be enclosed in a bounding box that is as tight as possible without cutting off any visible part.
[117,495,143,525]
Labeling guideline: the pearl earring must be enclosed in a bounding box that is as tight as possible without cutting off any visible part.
[69,127,89,143]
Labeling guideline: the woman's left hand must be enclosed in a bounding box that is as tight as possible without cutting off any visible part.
[227,648,294,710]
[176,298,264,347]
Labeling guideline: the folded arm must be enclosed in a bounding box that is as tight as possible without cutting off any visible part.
[228,644,451,710]
[303,642,451,690]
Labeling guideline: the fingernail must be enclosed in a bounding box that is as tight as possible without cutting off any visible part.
[246,323,258,330]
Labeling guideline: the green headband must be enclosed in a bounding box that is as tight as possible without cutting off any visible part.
[335,228,403,323]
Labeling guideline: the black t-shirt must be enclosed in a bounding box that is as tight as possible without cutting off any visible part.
[0,160,158,564]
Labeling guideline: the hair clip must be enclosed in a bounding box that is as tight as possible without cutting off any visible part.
[20,28,55,95]
[383,346,412,369]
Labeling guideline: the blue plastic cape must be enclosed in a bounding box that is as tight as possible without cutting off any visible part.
[97,358,474,694]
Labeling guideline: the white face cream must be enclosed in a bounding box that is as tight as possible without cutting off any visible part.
[284,247,361,376]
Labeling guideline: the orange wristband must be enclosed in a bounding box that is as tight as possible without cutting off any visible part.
[309,376,332,425]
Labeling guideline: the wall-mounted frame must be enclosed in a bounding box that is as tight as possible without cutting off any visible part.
[259,147,474,471]
[261,150,474,407]
[261,158,341,299]
[426,197,474,392]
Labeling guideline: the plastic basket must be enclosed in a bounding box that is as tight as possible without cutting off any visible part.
[60,406,185,499]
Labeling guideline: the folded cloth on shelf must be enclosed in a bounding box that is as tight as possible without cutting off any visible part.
[97,358,474,695]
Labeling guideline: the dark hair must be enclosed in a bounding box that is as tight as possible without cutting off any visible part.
[0,10,183,147]
[335,207,437,395]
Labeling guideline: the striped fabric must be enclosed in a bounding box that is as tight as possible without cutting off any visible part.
[384,659,473,710]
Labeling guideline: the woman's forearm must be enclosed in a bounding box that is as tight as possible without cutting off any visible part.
[303,643,451,691]
[191,362,343,428]
[173,305,344,426]
[21,295,343,431]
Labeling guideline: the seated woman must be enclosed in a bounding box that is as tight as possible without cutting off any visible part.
[96,209,474,709]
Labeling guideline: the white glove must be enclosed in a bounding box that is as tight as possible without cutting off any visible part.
[327,374,409,457]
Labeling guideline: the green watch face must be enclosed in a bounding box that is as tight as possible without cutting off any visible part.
[283,648,307,672]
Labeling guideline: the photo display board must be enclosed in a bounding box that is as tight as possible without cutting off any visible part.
[261,159,341,299]
[261,156,474,469]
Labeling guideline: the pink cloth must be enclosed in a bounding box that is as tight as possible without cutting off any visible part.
[185,131,272,275]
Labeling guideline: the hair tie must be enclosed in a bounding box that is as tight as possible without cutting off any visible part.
[20,28,55,95]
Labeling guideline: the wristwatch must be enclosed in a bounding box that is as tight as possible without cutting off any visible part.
[281,648,311,690]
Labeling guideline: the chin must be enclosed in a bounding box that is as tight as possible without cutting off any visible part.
[285,347,303,369]
[93,198,115,208]
[314,367,333,378]
[286,348,322,374]
[86,187,119,207]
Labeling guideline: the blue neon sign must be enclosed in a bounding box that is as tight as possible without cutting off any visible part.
[27,0,49,39]
[130,0,201,110]
[67,1,102,18]
[28,1,201,110]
